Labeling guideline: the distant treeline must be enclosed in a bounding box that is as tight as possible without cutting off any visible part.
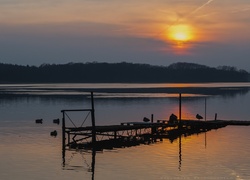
[0,62,249,83]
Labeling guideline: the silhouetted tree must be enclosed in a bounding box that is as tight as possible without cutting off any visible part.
[0,62,248,83]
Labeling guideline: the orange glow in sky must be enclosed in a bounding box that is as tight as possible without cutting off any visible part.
[163,24,196,52]
[168,24,194,42]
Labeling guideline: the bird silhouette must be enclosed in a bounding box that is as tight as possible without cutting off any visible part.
[35,119,43,124]
[143,117,150,122]
[50,130,57,137]
[53,118,60,125]
[196,114,203,120]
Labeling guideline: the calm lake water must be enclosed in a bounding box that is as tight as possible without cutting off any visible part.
[0,83,250,180]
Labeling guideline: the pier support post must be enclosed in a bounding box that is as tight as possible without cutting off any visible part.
[205,98,207,121]
[62,111,66,168]
[91,92,96,145]
[178,93,182,129]
[62,111,66,149]
[114,131,117,140]
[151,114,154,123]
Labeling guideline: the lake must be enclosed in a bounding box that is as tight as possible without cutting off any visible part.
[0,83,250,180]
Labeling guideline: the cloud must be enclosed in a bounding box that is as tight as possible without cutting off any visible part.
[190,0,215,16]
[0,21,126,38]
[0,21,170,65]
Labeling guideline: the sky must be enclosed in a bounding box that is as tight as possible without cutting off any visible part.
[1,0,250,71]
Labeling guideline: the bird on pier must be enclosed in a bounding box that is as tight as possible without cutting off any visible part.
[169,113,178,125]
[143,117,150,122]
[196,114,203,120]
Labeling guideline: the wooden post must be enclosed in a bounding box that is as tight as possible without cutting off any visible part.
[179,93,182,129]
[151,114,155,135]
[114,131,117,139]
[91,92,96,144]
[62,110,66,149]
[215,113,217,120]
[205,98,207,121]
[62,111,66,168]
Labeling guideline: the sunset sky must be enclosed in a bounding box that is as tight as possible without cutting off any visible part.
[1,0,250,70]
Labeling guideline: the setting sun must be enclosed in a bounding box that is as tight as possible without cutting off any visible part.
[168,24,194,42]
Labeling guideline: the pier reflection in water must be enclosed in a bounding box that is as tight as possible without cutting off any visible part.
[62,124,250,180]
[62,129,221,180]
[62,124,221,179]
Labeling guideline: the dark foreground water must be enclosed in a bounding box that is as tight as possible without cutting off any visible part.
[0,83,250,180]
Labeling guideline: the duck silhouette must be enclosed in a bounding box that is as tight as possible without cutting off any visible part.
[35,119,43,124]
[50,130,57,137]
[53,118,60,125]
[143,117,150,122]
[196,114,203,120]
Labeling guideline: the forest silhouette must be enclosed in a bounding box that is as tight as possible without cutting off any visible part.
[0,62,249,83]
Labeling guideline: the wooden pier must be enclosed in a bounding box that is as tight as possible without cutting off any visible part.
[61,92,250,151]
